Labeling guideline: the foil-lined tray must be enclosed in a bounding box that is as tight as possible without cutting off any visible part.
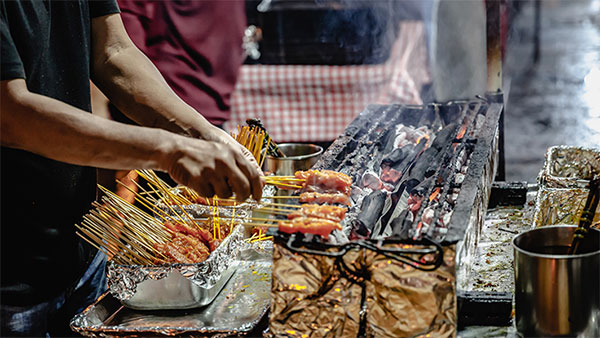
[533,186,600,227]
[534,146,600,227]
[538,146,600,189]
[71,256,272,337]
[269,237,456,338]
[459,198,535,293]
[107,224,247,310]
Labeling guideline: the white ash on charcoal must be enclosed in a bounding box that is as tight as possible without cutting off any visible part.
[371,122,459,239]
[310,101,490,244]
[393,124,432,149]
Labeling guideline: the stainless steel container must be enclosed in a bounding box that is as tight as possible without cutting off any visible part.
[513,225,600,337]
[264,143,323,176]
[124,266,236,310]
[108,224,247,310]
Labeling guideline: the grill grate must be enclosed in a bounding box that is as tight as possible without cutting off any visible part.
[311,99,498,244]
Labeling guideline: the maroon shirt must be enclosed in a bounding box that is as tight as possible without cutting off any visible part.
[118,0,246,125]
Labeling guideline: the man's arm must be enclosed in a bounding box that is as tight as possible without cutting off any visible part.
[1,79,261,201]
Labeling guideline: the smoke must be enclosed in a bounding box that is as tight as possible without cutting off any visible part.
[255,0,398,65]
[428,0,487,102]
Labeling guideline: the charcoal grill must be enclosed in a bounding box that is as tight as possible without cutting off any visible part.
[269,98,502,337]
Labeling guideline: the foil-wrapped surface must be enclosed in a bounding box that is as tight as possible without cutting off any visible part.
[533,187,600,227]
[155,200,253,220]
[71,257,272,337]
[365,244,456,338]
[270,246,363,338]
[458,194,535,293]
[270,241,457,338]
[539,146,600,189]
[108,224,247,309]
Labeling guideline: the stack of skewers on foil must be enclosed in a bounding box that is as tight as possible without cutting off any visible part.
[74,120,354,309]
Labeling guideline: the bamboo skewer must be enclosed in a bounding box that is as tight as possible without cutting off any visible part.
[254,207,291,216]
[263,177,305,182]
[262,195,301,199]
[244,222,279,228]
[260,201,301,208]
[265,182,303,189]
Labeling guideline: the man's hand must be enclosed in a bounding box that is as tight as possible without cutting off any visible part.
[165,137,263,202]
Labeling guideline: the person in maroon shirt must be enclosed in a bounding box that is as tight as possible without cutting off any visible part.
[118,0,247,126]
[94,0,248,195]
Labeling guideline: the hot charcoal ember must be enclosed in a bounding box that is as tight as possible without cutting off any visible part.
[353,190,387,236]
[390,210,413,239]
[155,221,213,264]
[373,123,457,235]
[296,170,353,195]
[288,204,347,223]
[278,217,342,239]
[299,192,351,206]
[382,123,459,233]
[308,101,489,243]
[361,170,384,190]
[316,106,406,175]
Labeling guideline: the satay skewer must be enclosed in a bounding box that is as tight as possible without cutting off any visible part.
[243,222,279,228]
[253,207,291,215]
[260,201,301,208]
[262,195,301,199]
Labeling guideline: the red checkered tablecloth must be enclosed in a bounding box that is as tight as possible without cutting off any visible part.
[226,21,431,142]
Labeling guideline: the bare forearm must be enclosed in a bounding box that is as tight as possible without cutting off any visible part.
[93,48,209,136]
[1,80,175,171]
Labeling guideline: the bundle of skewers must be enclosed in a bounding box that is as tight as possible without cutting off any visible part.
[75,178,241,266]
[249,169,354,240]
[137,167,354,241]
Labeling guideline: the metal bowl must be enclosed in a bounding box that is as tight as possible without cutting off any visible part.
[513,225,600,337]
[264,143,323,176]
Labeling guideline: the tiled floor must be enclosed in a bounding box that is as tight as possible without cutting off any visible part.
[504,0,600,181]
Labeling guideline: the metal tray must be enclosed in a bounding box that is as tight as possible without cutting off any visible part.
[457,182,536,327]
[533,186,599,227]
[108,224,247,310]
[538,145,600,189]
[71,254,273,336]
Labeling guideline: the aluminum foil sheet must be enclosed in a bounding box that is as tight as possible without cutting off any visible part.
[365,244,457,338]
[71,259,272,337]
[108,224,248,310]
[533,186,600,227]
[539,146,600,189]
[155,200,253,220]
[270,242,456,338]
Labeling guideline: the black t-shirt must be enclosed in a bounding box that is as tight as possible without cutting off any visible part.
[1,0,120,306]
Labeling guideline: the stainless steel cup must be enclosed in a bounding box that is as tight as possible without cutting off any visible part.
[513,225,600,337]
[264,143,323,176]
